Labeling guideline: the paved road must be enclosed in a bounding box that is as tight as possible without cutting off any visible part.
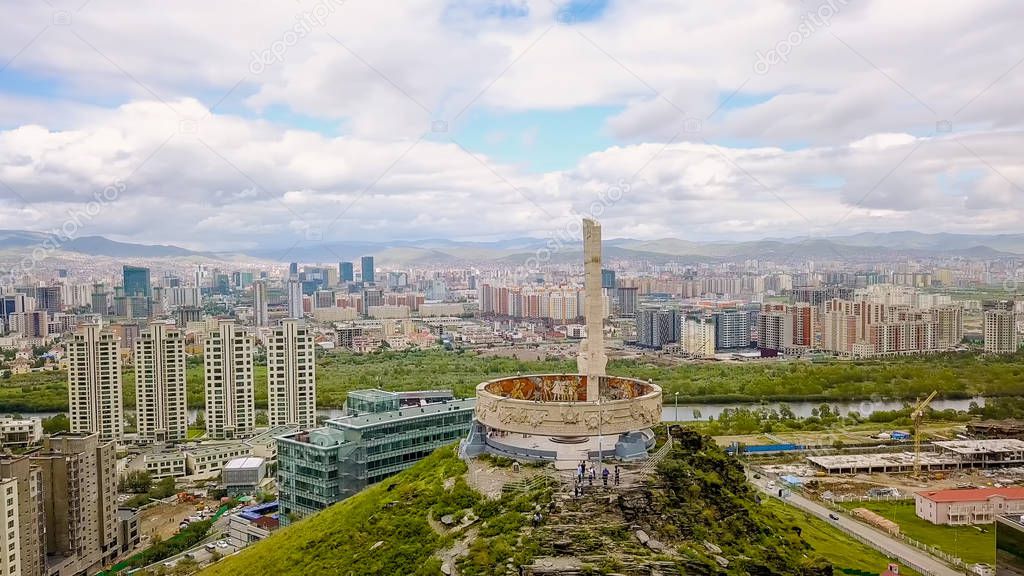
[748,476,963,576]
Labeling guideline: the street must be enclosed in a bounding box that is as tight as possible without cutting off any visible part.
[747,474,963,576]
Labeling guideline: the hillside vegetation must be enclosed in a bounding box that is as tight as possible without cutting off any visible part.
[199,431,915,575]
[3,349,1023,413]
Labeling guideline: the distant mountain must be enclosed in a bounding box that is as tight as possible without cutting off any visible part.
[1,229,1021,265]
[0,230,202,258]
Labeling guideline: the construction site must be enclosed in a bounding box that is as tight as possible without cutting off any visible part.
[806,439,1024,474]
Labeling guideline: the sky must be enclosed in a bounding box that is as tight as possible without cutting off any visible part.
[0,0,1023,251]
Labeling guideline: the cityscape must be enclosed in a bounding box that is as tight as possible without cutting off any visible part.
[2,1,1024,576]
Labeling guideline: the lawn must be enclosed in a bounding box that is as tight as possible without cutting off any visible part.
[765,500,922,575]
[840,500,995,565]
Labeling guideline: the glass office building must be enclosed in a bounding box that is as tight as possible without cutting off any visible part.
[277,390,474,524]
[997,514,1024,576]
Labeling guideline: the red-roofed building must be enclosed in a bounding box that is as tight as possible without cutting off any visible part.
[915,487,1024,525]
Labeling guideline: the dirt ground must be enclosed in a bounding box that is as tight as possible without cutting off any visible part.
[139,501,205,541]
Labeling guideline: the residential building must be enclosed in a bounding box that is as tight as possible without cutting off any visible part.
[679,317,715,358]
[712,309,751,349]
[932,304,964,349]
[985,300,1018,354]
[34,287,62,315]
[277,392,475,524]
[67,323,123,441]
[0,456,43,576]
[757,309,792,353]
[204,320,256,439]
[31,433,119,576]
[135,321,187,443]
[0,418,42,447]
[915,487,1024,525]
[267,320,316,429]
[0,478,20,576]
[635,309,678,349]
[252,280,269,327]
[360,256,374,284]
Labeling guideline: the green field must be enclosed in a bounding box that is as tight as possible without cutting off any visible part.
[840,500,995,565]
[765,500,922,575]
[3,348,1024,413]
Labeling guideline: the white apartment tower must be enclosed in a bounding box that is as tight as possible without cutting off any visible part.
[67,323,123,441]
[287,280,303,319]
[267,319,317,428]
[204,319,256,439]
[253,280,269,327]
[135,321,188,442]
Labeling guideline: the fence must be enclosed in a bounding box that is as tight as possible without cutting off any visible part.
[639,436,674,476]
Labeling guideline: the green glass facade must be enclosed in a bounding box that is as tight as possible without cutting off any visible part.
[277,395,475,524]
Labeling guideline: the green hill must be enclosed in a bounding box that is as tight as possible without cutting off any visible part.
[188,429,918,576]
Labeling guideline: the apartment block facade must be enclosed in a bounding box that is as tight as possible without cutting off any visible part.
[66,323,123,441]
[204,320,256,439]
[135,321,188,443]
[267,319,317,429]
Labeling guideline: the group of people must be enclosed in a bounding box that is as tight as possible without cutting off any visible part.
[572,461,620,498]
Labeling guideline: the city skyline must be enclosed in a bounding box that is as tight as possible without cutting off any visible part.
[1,1,1023,251]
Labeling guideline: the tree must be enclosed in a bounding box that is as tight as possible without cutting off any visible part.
[42,413,70,434]
[119,470,153,494]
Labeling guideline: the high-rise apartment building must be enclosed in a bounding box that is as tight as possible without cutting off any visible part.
[0,456,44,576]
[0,478,20,576]
[252,280,269,327]
[616,287,638,316]
[90,284,109,317]
[339,262,354,283]
[984,300,1018,354]
[758,310,792,353]
[635,309,678,349]
[31,433,119,576]
[287,280,303,319]
[122,266,151,299]
[680,317,716,358]
[712,310,751,349]
[0,455,43,573]
[267,319,317,429]
[932,304,964,349]
[135,321,187,443]
[67,323,123,441]
[204,320,256,439]
[360,256,374,285]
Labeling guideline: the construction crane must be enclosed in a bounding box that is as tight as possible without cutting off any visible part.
[912,390,939,476]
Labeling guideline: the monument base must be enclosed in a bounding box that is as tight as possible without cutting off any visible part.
[461,423,656,463]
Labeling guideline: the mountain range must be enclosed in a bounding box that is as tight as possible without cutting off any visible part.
[1,229,1023,265]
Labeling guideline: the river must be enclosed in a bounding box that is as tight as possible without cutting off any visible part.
[17,396,986,425]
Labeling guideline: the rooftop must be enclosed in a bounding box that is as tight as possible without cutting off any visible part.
[328,398,476,430]
[933,439,1024,454]
[916,487,1024,503]
[224,457,265,470]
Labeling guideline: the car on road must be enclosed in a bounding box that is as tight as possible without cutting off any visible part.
[828,513,840,521]
[216,540,229,549]
[205,543,216,552]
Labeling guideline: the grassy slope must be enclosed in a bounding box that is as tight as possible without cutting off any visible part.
[5,349,1024,413]
[202,446,470,576]
[840,500,994,565]
[766,501,922,575]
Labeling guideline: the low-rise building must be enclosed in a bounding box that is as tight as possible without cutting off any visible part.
[0,417,42,446]
[915,487,1024,525]
[143,452,188,479]
[222,457,267,496]
[277,393,475,524]
[227,502,280,548]
[244,425,301,464]
[184,443,252,478]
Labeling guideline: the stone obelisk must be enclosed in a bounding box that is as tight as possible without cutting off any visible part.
[577,218,607,401]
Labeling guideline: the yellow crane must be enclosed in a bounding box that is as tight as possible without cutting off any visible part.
[912,390,939,476]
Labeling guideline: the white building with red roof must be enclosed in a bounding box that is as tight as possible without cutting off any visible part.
[915,486,1024,525]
